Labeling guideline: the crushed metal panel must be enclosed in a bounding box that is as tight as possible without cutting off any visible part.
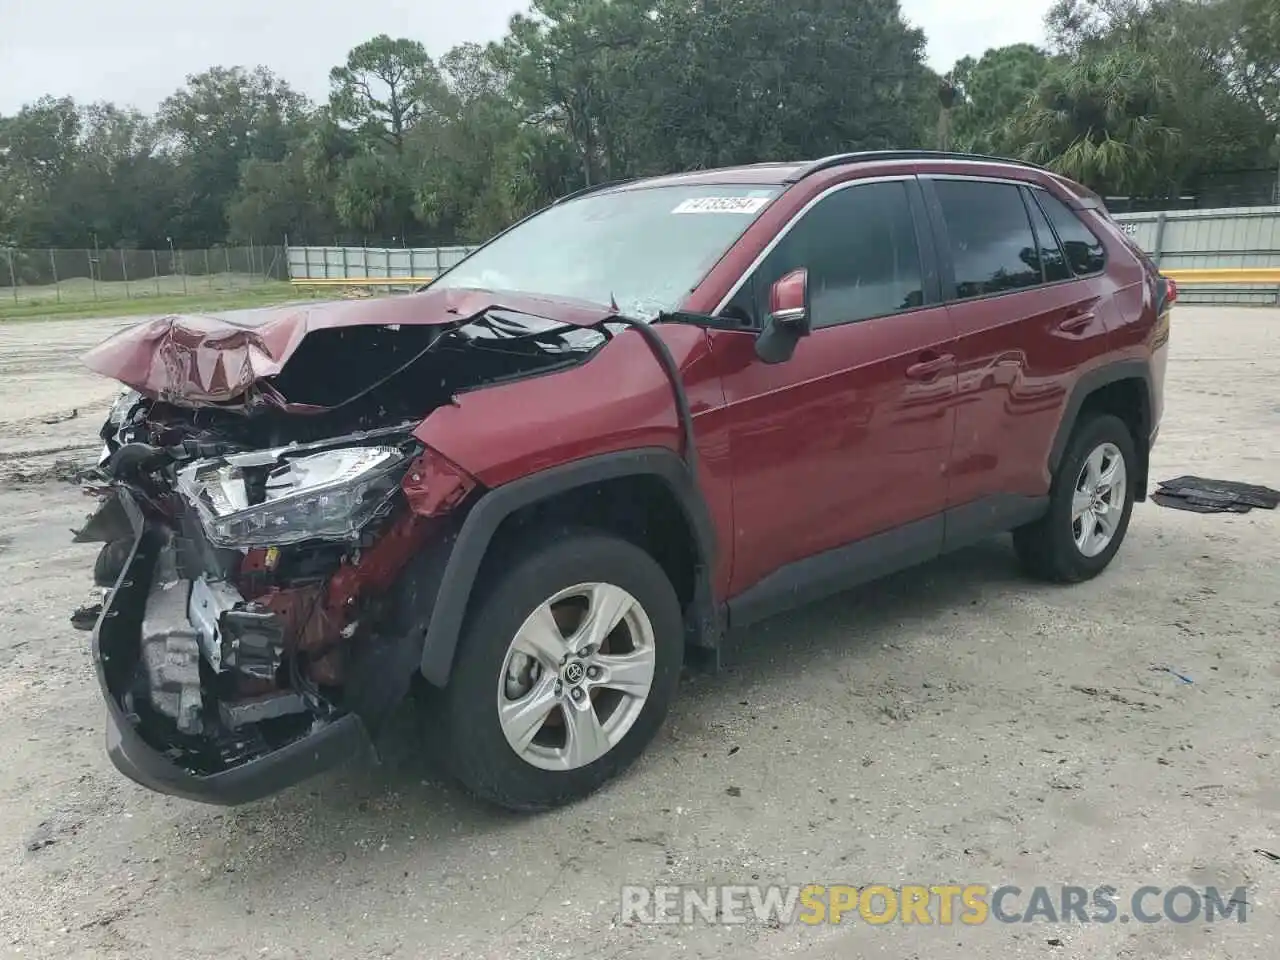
[79,286,618,407]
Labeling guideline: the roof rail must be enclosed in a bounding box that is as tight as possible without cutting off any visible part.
[785,150,1048,183]
[552,178,637,205]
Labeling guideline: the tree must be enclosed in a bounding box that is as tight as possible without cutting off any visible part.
[9,0,1273,251]
[496,0,934,185]
[1049,0,1276,116]
[653,0,934,168]
[226,149,342,245]
[1030,0,1275,194]
[159,66,311,244]
[950,44,1052,155]
[328,35,443,150]
[398,39,575,242]
[0,97,83,245]
[0,97,81,195]
[1012,49,1183,193]
[0,98,187,248]
[494,0,652,186]
[1230,0,1280,122]
[440,42,509,107]
[332,150,417,240]
[70,104,178,248]
[1046,0,1150,51]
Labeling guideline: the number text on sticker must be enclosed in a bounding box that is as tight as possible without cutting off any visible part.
[672,197,771,215]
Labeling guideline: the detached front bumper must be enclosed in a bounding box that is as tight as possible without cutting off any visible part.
[91,492,374,805]
[100,694,370,806]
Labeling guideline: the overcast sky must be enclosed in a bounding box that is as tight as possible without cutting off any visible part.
[0,0,1053,115]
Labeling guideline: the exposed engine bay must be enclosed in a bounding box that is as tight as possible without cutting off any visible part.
[74,308,608,778]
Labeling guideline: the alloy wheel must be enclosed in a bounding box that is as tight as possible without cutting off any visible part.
[1071,441,1128,558]
[496,582,656,771]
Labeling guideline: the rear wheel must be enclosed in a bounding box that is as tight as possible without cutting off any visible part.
[1014,413,1138,583]
[435,530,683,811]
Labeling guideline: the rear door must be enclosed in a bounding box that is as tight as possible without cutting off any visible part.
[922,176,1111,543]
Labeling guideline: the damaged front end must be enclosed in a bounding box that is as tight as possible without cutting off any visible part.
[73,305,601,803]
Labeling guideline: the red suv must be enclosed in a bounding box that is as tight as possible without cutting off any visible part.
[75,151,1172,810]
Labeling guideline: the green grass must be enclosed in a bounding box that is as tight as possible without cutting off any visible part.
[0,279,310,322]
[7,272,278,302]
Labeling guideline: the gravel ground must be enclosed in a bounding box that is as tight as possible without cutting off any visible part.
[0,307,1277,960]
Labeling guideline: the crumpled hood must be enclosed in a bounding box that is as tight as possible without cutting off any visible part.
[81,286,618,407]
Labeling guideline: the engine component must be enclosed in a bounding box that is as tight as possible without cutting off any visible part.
[139,573,203,735]
[218,691,307,729]
[221,608,286,681]
[188,575,246,671]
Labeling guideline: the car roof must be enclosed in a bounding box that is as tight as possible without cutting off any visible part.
[587,151,1095,207]
[608,152,1047,187]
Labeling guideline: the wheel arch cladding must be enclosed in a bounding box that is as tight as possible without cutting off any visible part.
[1049,361,1153,502]
[418,447,719,688]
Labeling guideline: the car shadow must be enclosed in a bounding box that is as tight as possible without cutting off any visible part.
[199,536,1038,877]
[708,534,1029,683]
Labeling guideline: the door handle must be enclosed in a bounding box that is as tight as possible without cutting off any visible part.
[1056,311,1095,333]
[905,353,955,381]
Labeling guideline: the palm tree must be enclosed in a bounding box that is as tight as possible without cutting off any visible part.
[1011,49,1181,195]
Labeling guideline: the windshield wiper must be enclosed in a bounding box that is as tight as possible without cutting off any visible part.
[656,309,746,331]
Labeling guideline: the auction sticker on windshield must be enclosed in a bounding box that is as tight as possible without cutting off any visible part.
[672,196,771,214]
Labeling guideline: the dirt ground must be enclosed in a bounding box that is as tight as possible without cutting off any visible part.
[0,307,1277,960]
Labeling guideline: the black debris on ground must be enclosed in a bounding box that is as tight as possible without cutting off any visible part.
[1152,476,1280,514]
[69,603,102,631]
[26,823,57,852]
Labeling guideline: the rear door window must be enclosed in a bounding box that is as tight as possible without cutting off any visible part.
[932,179,1041,299]
[1020,187,1072,283]
[1033,190,1107,276]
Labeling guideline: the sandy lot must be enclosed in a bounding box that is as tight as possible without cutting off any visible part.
[0,307,1277,960]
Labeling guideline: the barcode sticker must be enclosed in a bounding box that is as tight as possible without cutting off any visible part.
[672,196,771,215]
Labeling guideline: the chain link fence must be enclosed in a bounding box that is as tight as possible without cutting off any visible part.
[0,246,288,304]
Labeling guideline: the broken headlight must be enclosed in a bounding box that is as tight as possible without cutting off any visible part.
[177,446,407,547]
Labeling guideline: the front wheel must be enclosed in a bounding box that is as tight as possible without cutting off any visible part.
[434,530,683,811]
[1014,413,1138,583]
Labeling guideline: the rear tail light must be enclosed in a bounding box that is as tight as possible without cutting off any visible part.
[1165,277,1178,304]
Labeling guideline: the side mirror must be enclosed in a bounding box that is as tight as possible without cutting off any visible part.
[755,268,811,364]
[768,268,811,331]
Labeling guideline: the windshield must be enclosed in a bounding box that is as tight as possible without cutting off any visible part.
[430,184,782,319]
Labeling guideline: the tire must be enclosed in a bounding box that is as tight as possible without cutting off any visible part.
[433,529,683,811]
[1014,413,1138,583]
[93,538,132,587]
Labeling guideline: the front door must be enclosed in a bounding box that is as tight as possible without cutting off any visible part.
[708,177,957,606]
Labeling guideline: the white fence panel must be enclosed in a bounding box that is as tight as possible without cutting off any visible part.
[287,245,480,283]
[1113,207,1280,305]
